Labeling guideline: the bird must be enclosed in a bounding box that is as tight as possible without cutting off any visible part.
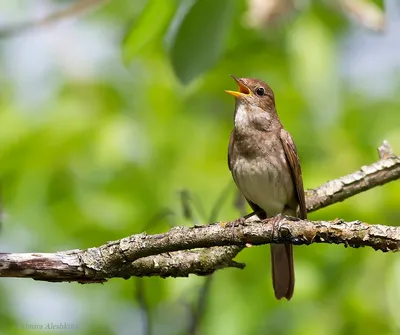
[226,75,307,300]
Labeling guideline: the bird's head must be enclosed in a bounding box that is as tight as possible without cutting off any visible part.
[225,75,275,111]
[225,75,278,130]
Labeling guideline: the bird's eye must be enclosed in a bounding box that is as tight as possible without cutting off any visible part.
[256,87,265,96]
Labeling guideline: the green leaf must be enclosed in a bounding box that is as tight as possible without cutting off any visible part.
[167,0,235,84]
[122,0,177,63]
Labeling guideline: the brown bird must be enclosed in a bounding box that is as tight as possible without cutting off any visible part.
[226,76,307,300]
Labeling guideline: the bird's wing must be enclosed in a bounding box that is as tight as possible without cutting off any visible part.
[280,129,307,219]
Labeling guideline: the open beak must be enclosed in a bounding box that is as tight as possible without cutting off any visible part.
[225,75,251,98]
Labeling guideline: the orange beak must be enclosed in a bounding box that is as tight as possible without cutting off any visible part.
[225,75,251,98]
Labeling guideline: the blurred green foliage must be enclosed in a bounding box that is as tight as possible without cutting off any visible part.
[0,0,399,334]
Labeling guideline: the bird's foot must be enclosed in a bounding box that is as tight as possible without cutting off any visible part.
[230,216,247,239]
[285,215,300,221]
[264,213,284,225]
[220,216,245,229]
[219,221,229,228]
[234,216,247,225]
[219,218,241,240]
[265,214,285,242]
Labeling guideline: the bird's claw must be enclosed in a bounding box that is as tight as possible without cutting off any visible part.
[285,215,300,221]
[230,217,246,239]
[220,217,244,240]
[265,214,285,242]
[219,221,229,228]
[234,217,247,225]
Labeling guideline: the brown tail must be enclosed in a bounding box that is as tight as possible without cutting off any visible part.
[270,243,295,300]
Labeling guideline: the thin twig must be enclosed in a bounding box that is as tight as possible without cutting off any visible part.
[135,279,152,335]
[188,183,231,335]
[0,180,3,232]
[0,0,108,38]
[135,208,175,335]
[188,277,212,335]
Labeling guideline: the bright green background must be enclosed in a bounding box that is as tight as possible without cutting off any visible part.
[0,1,399,334]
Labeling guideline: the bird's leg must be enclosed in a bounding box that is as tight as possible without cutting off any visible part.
[284,215,300,221]
[266,213,285,243]
[220,210,265,243]
[240,210,265,246]
[225,211,250,239]
[220,209,261,227]
[219,216,245,241]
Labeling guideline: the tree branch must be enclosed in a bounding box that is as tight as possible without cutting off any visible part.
[0,0,107,38]
[0,143,399,282]
[305,146,399,212]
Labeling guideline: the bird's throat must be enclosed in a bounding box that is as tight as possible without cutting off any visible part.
[234,103,251,129]
[234,103,273,133]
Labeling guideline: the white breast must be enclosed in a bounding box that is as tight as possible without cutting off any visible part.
[232,154,293,217]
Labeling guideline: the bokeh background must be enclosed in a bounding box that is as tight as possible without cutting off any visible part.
[0,0,399,334]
